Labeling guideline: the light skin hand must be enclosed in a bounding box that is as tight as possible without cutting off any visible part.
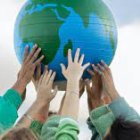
[17,68,58,127]
[36,69,58,104]
[32,64,48,91]
[12,44,44,96]
[60,48,90,120]
[97,60,120,101]
[61,49,90,93]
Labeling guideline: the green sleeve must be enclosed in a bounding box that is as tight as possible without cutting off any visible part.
[41,116,79,140]
[30,120,43,137]
[109,97,140,122]
[87,106,115,140]
[0,89,22,134]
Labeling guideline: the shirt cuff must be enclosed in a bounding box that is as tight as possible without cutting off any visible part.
[30,120,43,137]
[3,89,22,109]
[90,105,115,137]
[109,97,130,118]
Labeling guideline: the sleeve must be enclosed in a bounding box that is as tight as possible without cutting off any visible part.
[87,106,115,140]
[109,97,140,122]
[0,89,22,134]
[41,116,79,140]
[30,120,43,137]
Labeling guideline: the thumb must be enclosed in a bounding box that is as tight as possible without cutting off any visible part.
[60,63,66,75]
[52,86,58,99]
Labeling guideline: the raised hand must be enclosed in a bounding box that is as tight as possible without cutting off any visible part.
[85,62,112,112]
[12,44,44,96]
[18,44,44,85]
[32,64,48,91]
[60,48,90,120]
[60,48,90,82]
[85,64,103,111]
[36,69,58,103]
[97,60,119,101]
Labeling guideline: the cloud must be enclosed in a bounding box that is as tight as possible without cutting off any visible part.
[104,0,140,26]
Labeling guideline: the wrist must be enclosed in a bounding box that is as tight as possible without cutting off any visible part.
[30,101,50,122]
[108,89,120,101]
[12,79,27,96]
[35,100,50,107]
[67,80,79,93]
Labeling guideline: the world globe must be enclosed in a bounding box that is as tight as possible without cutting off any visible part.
[14,0,118,88]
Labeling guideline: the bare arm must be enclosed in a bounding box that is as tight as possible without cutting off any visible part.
[17,67,58,128]
[60,49,90,120]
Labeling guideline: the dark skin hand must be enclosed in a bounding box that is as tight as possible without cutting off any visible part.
[85,63,111,112]
[97,60,120,101]
[12,44,44,97]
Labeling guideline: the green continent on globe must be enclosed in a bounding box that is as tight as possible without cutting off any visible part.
[20,5,70,64]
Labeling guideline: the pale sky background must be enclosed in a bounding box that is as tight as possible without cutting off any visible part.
[0,0,140,139]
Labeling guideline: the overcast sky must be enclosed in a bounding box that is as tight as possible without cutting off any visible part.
[0,0,140,139]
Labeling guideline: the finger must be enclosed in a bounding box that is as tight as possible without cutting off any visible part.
[101,60,108,69]
[34,55,44,66]
[27,44,38,61]
[92,64,98,73]
[45,70,53,84]
[23,45,29,62]
[97,63,105,72]
[38,74,44,86]
[83,63,90,70]
[48,72,56,85]
[30,48,42,63]
[36,64,41,79]
[87,69,94,76]
[41,69,49,83]
[60,63,66,74]
[68,49,72,64]
[79,54,84,65]
[85,79,92,95]
[52,86,58,98]
[74,48,80,63]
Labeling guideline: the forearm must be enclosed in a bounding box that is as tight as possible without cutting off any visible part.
[106,88,120,102]
[58,93,66,115]
[60,81,80,120]
[12,79,27,96]
[17,101,49,128]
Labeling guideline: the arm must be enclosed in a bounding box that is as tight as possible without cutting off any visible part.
[85,61,116,139]
[60,48,90,120]
[0,45,44,134]
[97,60,140,121]
[17,68,58,136]
[58,79,85,115]
[87,60,140,140]
[41,49,89,140]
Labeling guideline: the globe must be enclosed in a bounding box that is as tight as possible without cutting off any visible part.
[14,0,118,88]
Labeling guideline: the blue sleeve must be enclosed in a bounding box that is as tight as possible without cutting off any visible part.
[109,97,140,122]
